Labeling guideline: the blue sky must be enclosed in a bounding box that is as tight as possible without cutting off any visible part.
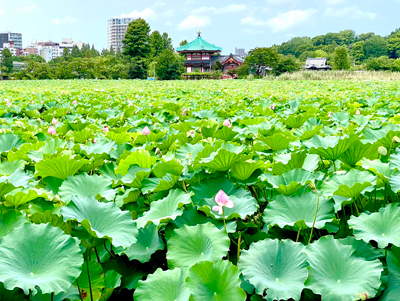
[0,0,399,53]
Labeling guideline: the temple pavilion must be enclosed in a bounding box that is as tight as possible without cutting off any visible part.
[176,31,244,74]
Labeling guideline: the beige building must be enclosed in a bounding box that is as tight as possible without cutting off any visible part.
[107,18,134,51]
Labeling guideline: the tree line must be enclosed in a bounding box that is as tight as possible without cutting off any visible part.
[1,23,400,80]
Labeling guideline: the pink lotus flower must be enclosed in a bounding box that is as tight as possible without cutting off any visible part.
[48,126,56,135]
[5,100,11,107]
[73,100,78,105]
[280,97,283,101]
[270,105,275,110]
[181,109,187,116]
[103,126,109,133]
[356,109,361,115]
[142,126,151,135]
[223,119,232,127]
[212,190,234,215]
[328,111,332,118]
[51,118,58,125]
[93,139,97,144]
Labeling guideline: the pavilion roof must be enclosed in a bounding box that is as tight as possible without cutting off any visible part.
[176,32,222,52]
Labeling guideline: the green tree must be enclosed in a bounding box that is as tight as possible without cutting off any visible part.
[101,48,110,56]
[155,50,184,80]
[365,56,392,71]
[364,36,387,59]
[387,32,400,58]
[357,32,375,41]
[149,31,164,57]
[351,41,365,63]
[62,48,71,61]
[109,46,115,56]
[122,18,151,59]
[116,48,122,59]
[162,33,174,51]
[180,40,188,47]
[275,54,300,75]
[212,61,224,72]
[245,47,279,76]
[71,45,81,58]
[91,45,99,57]
[332,46,351,70]
[1,48,13,75]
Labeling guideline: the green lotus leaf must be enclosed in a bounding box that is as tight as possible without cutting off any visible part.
[230,160,265,181]
[263,192,334,229]
[339,236,384,261]
[4,188,49,207]
[201,122,219,138]
[115,149,156,175]
[6,169,34,188]
[380,246,400,301]
[0,210,29,238]
[199,143,245,171]
[7,141,44,162]
[119,165,151,188]
[107,131,132,144]
[67,128,94,143]
[389,172,400,193]
[152,159,184,178]
[361,159,396,185]
[0,159,25,176]
[321,169,377,202]
[27,138,66,162]
[117,222,164,263]
[61,196,137,248]
[304,135,357,161]
[80,139,117,156]
[363,124,400,148]
[115,187,141,207]
[0,281,30,301]
[167,223,230,269]
[258,133,291,152]
[0,134,25,153]
[305,236,383,301]
[58,173,116,203]
[239,239,308,301]
[190,177,258,220]
[30,211,68,233]
[99,270,122,301]
[260,169,315,196]
[136,189,192,228]
[175,143,205,165]
[282,113,310,129]
[348,204,400,248]
[339,140,378,167]
[169,206,237,234]
[141,174,179,194]
[134,268,190,301]
[35,154,88,179]
[271,151,319,175]
[389,149,400,171]
[186,260,246,301]
[30,284,80,301]
[0,223,83,295]
[331,111,350,126]
[214,125,238,141]
[75,260,104,301]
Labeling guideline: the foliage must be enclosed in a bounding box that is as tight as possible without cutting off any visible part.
[155,50,185,80]
[245,47,279,76]
[332,46,351,70]
[1,74,400,300]
[122,18,151,60]
[1,48,13,75]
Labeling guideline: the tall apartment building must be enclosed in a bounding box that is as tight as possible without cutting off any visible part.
[107,18,134,51]
[0,32,23,49]
[235,47,246,57]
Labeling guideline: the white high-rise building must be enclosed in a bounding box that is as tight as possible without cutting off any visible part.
[107,18,134,51]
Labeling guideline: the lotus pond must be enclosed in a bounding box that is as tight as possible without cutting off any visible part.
[1,79,400,301]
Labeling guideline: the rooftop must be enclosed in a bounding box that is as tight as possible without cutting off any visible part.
[176,31,222,53]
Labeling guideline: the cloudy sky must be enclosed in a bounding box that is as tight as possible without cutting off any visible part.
[0,0,399,53]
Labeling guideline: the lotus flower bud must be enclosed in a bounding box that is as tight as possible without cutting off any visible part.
[51,118,58,125]
[378,146,388,156]
[212,190,234,215]
[223,119,232,127]
[142,126,151,135]
[103,126,109,133]
[356,109,360,115]
[393,136,400,143]
[73,100,77,105]
[328,111,332,118]
[93,139,97,144]
[48,126,56,135]
[270,105,275,110]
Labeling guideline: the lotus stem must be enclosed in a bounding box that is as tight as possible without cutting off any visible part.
[296,227,302,242]
[237,232,242,263]
[51,292,54,301]
[86,251,94,301]
[94,247,101,264]
[354,200,360,217]
[222,207,227,233]
[308,190,320,244]
[76,279,83,301]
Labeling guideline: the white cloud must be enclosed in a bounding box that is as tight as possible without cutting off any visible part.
[119,8,157,20]
[166,21,172,26]
[267,9,316,32]
[241,9,316,33]
[51,16,77,26]
[0,9,4,15]
[191,4,246,14]
[326,6,377,19]
[177,15,211,31]
[326,0,346,5]
[16,5,37,12]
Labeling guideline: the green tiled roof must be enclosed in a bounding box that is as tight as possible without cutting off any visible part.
[176,33,222,52]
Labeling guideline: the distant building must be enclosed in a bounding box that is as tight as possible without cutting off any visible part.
[176,31,243,75]
[37,41,60,61]
[304,58,332,71]
[59,38,84,55]
[107,17,134,51]
[0,32,23,49]
[235,47,246,57]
